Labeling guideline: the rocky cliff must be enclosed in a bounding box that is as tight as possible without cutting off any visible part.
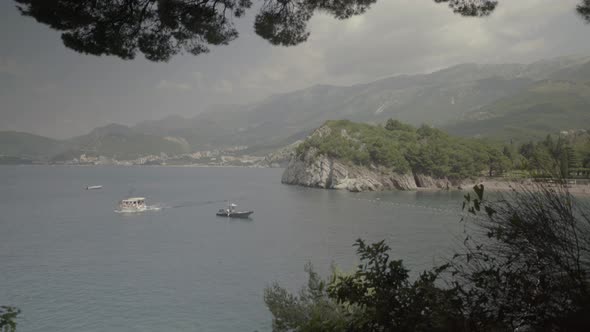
[281,147,460,192]
[280,120,494,192]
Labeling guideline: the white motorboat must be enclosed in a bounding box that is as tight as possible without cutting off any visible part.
[118,197,147,212]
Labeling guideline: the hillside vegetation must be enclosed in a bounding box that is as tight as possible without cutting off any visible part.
[296,120,505,179]
[296,119,590,180]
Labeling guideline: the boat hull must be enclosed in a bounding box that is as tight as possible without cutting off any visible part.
[118,206,148,213]
[216,211,254,218]
[86,185,103,190]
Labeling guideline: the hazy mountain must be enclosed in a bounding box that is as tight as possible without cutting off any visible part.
[0,131,64,158]
[3,54,590,160]
[52,124,190,161]
[445,80,590,140]
[135,55,590,150]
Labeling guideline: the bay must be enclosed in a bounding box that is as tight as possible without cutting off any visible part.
[0,166,467,331]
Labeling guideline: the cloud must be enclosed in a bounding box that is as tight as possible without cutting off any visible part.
[204,0,589,105]
[168,0,589,107]
[0,56,20,76]
[0,56,34,79]
[213,79,234,94]
[156,79,192,91]
[3,0,590,138]
[192,71,205,89]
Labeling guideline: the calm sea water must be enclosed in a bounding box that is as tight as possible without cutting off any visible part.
[0,166,467,332]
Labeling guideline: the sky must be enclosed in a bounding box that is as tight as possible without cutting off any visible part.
[1,0,590,139]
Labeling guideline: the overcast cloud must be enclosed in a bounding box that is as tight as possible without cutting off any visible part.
[1,0,589,138]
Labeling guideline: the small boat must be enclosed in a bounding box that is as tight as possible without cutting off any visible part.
[86,185,103,190]
[118,197,147,212]
[216,203,253,218]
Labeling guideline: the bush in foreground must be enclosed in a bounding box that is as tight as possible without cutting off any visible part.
[0,306,20,332]
[265,183,590,331]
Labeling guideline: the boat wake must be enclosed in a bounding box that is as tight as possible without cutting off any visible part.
[114,204,162,214]
[170,199,228,209]
[113,198,246,213]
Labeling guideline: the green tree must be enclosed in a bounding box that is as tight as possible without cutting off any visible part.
[501,145,512,160]
[519,141,535,160]
[11,0,504,61]
[567,146,581,169]
[486,148,511,176]
[385,119,413,132]
[529,144,556,176]
[543,134,555,152]
[560,147,570,178]
[0,307,20,332]
[265,241,467,332]
[328,240,465,332]
[264,263,357,332]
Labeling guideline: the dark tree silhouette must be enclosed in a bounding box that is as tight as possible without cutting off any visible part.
[14,0,501,62]
[579,0,590,22]
[454,184,590,331]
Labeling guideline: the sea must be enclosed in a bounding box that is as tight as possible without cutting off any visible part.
[0,166,468,331]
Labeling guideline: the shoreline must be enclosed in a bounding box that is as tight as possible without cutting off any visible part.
[416,179,590,197]
[0,163,274,168]
[3,164,590,196]
[479,179,590,197]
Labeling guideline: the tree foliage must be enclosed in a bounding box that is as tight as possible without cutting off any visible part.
[578,0,590,22]
[510,132,590,178]
[264,263,358,332]
[328,240,465,332]
[265,241,466,332]
[0,307,20,332]
[17,0,567,61]
[297,120,507,179]
[297,120,590,180]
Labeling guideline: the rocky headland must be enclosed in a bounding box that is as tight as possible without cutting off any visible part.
[281,146,462,192]
[280,121,477,192]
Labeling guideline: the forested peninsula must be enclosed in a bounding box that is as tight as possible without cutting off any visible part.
[282,119,590,192]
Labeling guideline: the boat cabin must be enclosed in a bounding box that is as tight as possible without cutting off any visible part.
[119,197,146,208]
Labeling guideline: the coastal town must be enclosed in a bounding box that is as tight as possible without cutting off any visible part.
[0,143,297,168]
[59,150,268,167]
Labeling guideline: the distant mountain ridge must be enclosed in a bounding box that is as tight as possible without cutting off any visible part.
[134,54,590,147]
[51,123,190,161]
[2,54,590,161]
[0,131,64,158]
[444,79,590,139]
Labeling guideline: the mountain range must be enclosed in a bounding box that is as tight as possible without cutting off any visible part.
[2,54,590,161]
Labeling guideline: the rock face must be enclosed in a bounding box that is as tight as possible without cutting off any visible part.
[281,148,457,192]
[414,174,453,189]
